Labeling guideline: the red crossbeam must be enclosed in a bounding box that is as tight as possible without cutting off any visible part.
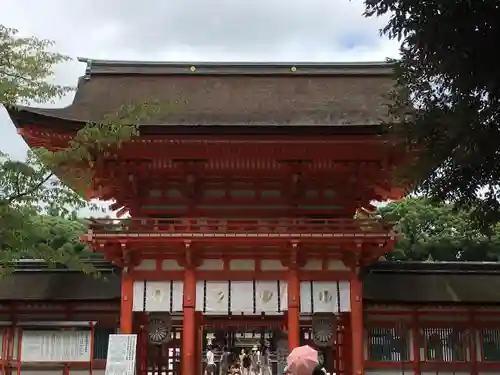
[86,217,394,241]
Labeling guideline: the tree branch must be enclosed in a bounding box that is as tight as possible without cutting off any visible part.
[0,69,34,84]
[6,172,53,204]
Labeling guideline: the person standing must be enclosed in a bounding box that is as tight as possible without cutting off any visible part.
[220,346,232,375]
[241,349,251,375]
[260,345,271,375]
[206,346,216,375]
[250,345,261,375]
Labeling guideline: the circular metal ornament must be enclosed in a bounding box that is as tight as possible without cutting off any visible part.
[312,315,335,347]
[148,315,172,345]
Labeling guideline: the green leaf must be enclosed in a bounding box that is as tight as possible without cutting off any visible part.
[377,197,500,261]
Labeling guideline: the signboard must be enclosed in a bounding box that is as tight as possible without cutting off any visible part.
[21,330,91,362]
[105,334,137,375]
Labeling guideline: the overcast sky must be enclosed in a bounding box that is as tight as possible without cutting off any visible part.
[1,0,399,160]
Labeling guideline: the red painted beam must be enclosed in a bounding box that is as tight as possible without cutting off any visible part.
[88,236,391,245]
[129,269,352,281]
[21,126,399,161]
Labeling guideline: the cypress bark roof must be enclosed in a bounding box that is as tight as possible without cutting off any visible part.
[363,261,500,304]
[0,260,120,301]
[7,60,395,131]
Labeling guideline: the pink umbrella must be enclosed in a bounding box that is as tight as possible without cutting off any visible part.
[286,345,319,375]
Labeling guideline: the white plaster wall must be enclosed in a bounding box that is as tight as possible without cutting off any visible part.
[326,260,348,271]
[161,259,183,270]
[229,259,255,270]
[135,259,156,270]
[260,260,286,271]
[197,259,223,270]
[301,259,322,270]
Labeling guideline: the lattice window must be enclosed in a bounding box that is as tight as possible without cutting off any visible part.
[0,329,6,360]
[167,347,181,375]
[367,326,409,362]
[421,328,468,362]
[93,327,115,360]
[481,328,500,362]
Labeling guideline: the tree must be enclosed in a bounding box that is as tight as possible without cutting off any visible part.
[378,198,500,261]
[0,25,157,272]
[0,211,101,271]
[363,0,500,228]
[0,26,71,106]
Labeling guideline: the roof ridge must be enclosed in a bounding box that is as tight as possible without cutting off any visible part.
[11,258,115,272]
[76,58,394,76]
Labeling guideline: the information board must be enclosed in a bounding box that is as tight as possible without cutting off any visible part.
[21,330,91,362]
[105,334,137,375]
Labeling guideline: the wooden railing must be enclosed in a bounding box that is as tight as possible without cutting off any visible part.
[87,217,395,239]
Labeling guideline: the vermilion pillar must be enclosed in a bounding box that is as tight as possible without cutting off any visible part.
[350,274,364,375]
[287,267,300,351]
[120,271,134,334]
[182,268,196,375]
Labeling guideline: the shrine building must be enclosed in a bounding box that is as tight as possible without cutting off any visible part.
[5,59,500,375]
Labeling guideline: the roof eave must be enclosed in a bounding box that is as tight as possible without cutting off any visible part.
[366,260,500,274]
[8,108,387,136]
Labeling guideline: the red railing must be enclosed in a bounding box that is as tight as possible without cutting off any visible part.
[87,217,395,239]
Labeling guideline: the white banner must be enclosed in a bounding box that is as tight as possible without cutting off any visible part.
[145,281,171,312]
[196,281,230,314]
[133,280,184,312]
[21,330,91,362]
[255,281,283,315]
[338,281,351,312]
[300,281,351,314]
[230,281,254,314]
[312,281,339,313]
[196,280,286,314]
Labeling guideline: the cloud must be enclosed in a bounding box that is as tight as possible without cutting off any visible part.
[0,0,399,156]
